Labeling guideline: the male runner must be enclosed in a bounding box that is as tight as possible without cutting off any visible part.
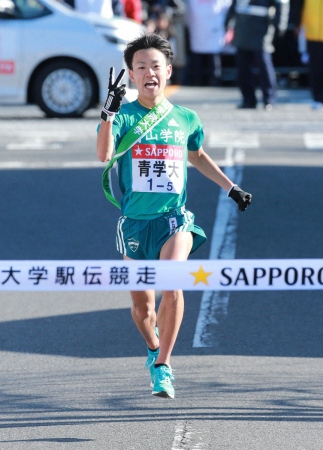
[97,33,252,399]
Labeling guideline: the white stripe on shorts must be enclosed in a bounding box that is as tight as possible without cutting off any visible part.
[176,209,194,233]
[116,216,127,255]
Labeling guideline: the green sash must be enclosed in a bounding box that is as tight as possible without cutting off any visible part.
[102,98,173,209]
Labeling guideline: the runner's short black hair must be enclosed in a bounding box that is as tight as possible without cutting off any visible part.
[124,33,174,70]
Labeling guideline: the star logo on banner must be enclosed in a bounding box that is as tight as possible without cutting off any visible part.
[190,266,213,286]
[134,145,143,155]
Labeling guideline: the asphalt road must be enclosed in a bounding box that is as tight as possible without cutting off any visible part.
[0,87,323,449]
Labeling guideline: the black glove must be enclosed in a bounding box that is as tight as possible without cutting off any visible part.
[229,185,252,211]
[101,67,126,121]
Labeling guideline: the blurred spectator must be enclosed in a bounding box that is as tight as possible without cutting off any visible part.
[142,0,186,84]
[225,0,290,109]
[121,0,142,22]
[294,0,323,109]
[154,10,175,39]
[169,0,187,84]
[142,0,167,30]
[272,0,307,84]
[142,1,175,51]
[185,0,232,86]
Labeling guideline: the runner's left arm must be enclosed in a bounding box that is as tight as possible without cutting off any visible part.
[188,147,252,211]
[188,147,234,191]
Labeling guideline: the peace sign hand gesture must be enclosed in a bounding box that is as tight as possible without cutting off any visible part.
[101,67,126,121]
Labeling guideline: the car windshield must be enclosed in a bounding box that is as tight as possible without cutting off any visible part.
[13,0,51,19]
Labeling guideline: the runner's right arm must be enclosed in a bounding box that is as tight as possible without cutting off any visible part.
[97,67,126,162]
[97,121,115,162]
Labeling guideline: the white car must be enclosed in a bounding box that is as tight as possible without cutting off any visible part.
[0,0,143,117]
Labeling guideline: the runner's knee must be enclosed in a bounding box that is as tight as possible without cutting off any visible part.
[161,290,183,303]
[132,304,154,320]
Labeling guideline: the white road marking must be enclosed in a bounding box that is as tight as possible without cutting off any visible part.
[0,161,103,169]
[304,133,323,149]
[2,129,72,138]
[7,139,64,151]
[208,132,259,148]
[193,149,244,348]
[5,130,74,151]
[208,131,323,151]
[3,128,91,152]
[2,131,323,169]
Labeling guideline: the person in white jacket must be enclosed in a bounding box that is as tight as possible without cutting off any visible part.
[185,0,232,86]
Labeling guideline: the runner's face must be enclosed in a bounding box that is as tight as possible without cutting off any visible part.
[129,48,172,102]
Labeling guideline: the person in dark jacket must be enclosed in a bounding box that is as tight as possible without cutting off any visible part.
[225,0,290,109]
[293,0,323,109]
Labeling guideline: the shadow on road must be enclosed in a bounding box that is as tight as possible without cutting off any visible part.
[0,290,322,358]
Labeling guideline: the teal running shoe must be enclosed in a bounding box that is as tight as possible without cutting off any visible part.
[152,365,175,399]
[144,327,159,387]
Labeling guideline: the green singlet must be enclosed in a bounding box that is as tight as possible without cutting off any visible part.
[112,99,204,220]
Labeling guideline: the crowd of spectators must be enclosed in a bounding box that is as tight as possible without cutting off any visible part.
[63,0,322,109]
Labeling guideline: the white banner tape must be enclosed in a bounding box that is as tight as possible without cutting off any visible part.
[0,260,323,291]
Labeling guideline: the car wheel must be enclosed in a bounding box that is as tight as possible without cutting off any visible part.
[33,60,94,118]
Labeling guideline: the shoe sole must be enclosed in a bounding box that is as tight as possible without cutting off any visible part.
[152,390,174,399]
